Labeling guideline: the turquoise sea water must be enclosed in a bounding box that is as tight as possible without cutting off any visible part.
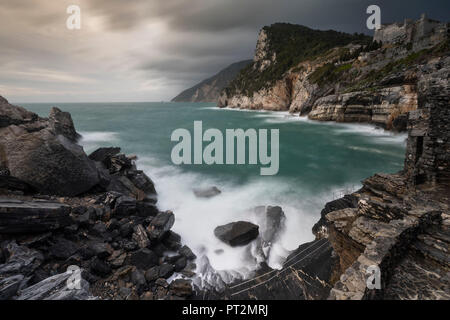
[22,102,406,280]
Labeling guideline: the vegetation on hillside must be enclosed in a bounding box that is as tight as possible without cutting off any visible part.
[224,23,372,97]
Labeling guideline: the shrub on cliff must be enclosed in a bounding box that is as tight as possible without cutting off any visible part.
[225,23,371,97]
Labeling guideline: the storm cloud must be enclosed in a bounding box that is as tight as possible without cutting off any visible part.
[0,0,448,102]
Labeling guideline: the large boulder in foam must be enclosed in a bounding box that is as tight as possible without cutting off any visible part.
[214,221,259,247]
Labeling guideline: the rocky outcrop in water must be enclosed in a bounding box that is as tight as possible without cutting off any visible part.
[214,221,259,247]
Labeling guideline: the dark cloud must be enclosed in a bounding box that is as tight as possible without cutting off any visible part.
[0,0,448,102]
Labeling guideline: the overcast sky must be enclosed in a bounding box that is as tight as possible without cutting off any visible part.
[1,0,448,103]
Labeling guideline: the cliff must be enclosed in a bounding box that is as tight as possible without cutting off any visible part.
[218,17,449,131]
[203,51,450,301]
[323,63,450,299]
[172,60,252,103]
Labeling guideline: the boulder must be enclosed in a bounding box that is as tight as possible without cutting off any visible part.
[0,126,100,196]
[162,231,182,251]
[113,196,137,217]
[126,170,157,198]
[90,257,111,276]
[128,248,158,270]
[174,256,187,272]
[193,186,221,198]
[159,263,174,279]
[0,199,72,234]
[147,211,175,240]
[179,245,196,260]
[49,238,79,260]
[214,221,259,247]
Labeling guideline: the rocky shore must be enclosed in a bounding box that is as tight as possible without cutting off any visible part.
[209,52,449,300]
[0,96,196,300]
[218,16,449,132]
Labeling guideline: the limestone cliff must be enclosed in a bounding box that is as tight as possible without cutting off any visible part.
[219,17,449,131]
[172,60,252,103]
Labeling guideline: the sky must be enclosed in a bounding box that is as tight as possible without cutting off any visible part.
[0,0,449,103]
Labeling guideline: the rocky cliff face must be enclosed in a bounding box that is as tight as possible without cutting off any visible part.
[316,63,450,300]
[172,60,252,103]
[219,17,449,131]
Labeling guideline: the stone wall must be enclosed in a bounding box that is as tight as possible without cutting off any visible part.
[404,59,450,188]
[374,14,448,48]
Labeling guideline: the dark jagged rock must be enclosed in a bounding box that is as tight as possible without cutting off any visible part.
[162,231,182,251]
[128,248,158,270]
[132,224,150,249]
[0,98,191,301]
[159,263,174,279]
[193,186,221,198]
[312,194,358,239]
[214,221,259,247]
[174,256,187,272]
[179,245,196,261]
[113,196,136,218]
[0,199,72,234]
[49,238,79,260]
[90,257,111,277]
[144,266,160,282]
[0,98,100,196]
[126,170,157,199]
[88,147,121,166]
[147,211,175,240]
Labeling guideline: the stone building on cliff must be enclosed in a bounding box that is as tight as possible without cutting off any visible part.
[374,14,449,49]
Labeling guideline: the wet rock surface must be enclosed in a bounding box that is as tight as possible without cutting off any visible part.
[214,221,259,247]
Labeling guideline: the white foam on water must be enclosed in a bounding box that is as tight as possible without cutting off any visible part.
[137,156,357,287]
